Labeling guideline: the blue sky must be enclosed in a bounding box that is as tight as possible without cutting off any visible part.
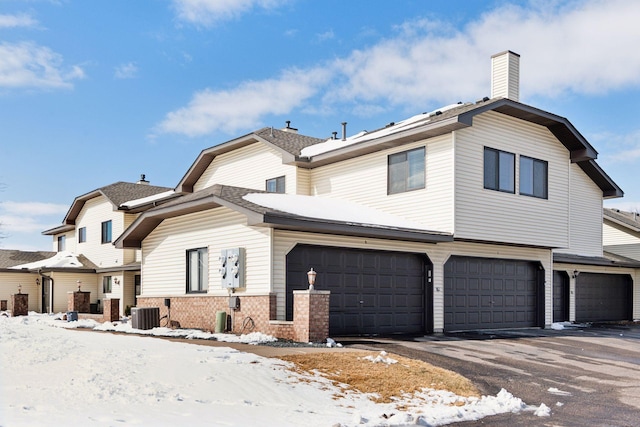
[1,0,640,251]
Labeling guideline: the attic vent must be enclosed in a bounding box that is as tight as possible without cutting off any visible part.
[137,174,150,185]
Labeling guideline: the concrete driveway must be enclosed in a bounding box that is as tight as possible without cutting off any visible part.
[346,324,640,426]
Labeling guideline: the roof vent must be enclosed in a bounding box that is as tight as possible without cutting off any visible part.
[341,122,347,141]
[491,50,520,101]
[331,131,338,140]
[137,174,149,185]
[282,120,298,134]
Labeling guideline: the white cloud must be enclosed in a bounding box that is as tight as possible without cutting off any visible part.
[114,62,138,79]
[158,0,640,137]
[594,129,640,163]
[0,41,85,89]
[0,13,38,29]
[315,30,334,42]
[0,201,66,245]
[1,201,68,216]
[172,0,289,27]
[156,67,330,136]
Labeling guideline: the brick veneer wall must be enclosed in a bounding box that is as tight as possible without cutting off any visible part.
[103,298,120,322]
[67,291,90,313]
[137,291,330,343]
[12,293,28,316]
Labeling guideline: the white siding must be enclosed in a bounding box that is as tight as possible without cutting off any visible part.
[555,163,603,257]
[50,272,98,313]
[75,196,127,268]
[273,230,553,329]
[603,221,639,245]
[194,142,297,193]
[309,134,454,231]
[602,220,640,260]
[52,231,76,253]
[141,207,271,297]
[454,112,569,248]
[0,272,40,311]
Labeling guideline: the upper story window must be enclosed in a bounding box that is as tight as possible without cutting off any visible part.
[187,248,208,293]
[57,235,66,252]
[484,147,515,193]
[520,156,548,199]
[101,220,112,244]
[78,227,86,243]
[266,176,285,193]
[388,147,425,194]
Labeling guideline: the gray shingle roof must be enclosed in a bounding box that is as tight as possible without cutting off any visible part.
[90,182,173,207]
[0,249,99,271]
[604,208,640,231]
[0,250,56,269]
[254,127,325,156]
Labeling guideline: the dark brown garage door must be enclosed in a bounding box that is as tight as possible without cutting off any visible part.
[575,273,631,322]
[444,256,542,331]
[286,244,430,336]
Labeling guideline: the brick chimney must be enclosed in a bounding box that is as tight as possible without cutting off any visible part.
[491,50,520,101]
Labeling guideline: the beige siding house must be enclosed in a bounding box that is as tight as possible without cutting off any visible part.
[114,51,637,338]
[0,179,174,316]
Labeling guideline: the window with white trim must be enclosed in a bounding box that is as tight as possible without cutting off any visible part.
[388,147,425,194]
[187,248,208,293]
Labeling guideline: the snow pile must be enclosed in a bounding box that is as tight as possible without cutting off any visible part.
[9,251,84,269]
[363,351,398,365]
[244,193,434,231]
[1,313,549,426]
[120,190,176,209]
[40,314,278,345]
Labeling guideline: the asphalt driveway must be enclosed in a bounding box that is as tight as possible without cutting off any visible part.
[346,324,640,426]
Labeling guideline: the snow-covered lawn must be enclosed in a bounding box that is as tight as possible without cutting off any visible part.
[0,313,548,426]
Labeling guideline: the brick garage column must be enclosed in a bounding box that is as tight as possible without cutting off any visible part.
[68,291,90,313]
[103,298,120,322]
[12,293,28,316]
[292,290,330,343]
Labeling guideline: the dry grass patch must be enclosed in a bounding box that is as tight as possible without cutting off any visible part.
[280,351,479,404]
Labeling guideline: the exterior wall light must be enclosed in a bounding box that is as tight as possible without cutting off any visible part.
[307,268,317,290]
[572,270,580,279]
[77,280,82,291]
[35,278,40,286]
[17,284,22,294]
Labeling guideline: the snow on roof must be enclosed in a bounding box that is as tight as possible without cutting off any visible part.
[10,251,84,270]
[243,193,432,231]
[120,190,176,209]
[300,103,466,158]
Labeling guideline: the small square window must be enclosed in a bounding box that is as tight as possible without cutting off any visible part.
[388,147,425,194]
[266,176,285,193]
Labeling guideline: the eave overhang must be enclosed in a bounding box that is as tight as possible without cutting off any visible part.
[259,212,453,244]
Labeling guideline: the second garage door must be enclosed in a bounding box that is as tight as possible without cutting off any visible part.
[444,256,542,331]
[575,273,631,322]
[286,244,431,336]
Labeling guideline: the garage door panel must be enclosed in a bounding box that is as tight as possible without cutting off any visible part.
[286,245,428,335]
[444,256,539,331]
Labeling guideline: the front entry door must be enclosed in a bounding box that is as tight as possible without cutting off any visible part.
[41,278,51,313]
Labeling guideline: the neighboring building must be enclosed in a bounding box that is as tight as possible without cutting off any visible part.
[114,51,638,337]
[0,178,174,315]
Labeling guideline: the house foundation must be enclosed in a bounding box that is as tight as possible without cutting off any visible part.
[136,291,330,342]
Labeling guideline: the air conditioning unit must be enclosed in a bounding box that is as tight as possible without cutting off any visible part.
[131,307,160,330]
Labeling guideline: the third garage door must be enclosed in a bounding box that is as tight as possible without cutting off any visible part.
[286,244,430,336]
[444,256,542,331]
